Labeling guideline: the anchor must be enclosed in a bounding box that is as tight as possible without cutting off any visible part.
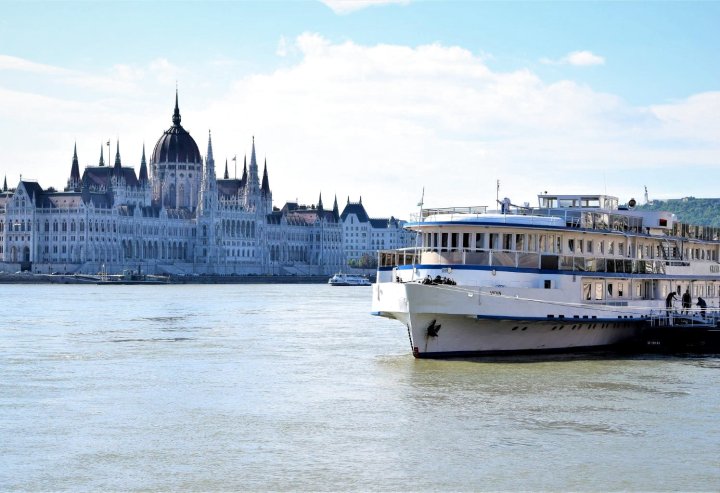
[426,319,441,338]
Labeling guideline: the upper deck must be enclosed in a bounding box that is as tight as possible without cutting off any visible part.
[410,193,720,243]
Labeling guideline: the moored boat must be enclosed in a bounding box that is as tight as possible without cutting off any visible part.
[372,193,720,358]
[328,273,371,286]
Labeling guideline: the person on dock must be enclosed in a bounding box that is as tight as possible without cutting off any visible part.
[696,297,707,318]
[682,288,692,315]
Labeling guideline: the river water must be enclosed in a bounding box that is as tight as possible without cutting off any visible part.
[1,284,719,491]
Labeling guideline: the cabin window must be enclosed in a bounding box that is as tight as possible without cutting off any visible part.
[595,283,604,300]
[441,233,448,250]
[577,239,584,254]
[450,233,458,250]
[618,282,624,297]
[527,234,537,252]
[502,234,512,251]
[607,283,614,297]
[583,283,591,300]
[475,233,485,251]
[515,234,524,251]
[539,235,546,252]
[462,233,470,249]
[586,240,593,254]
[608,241,614,255]
[490,233,499,250]
[635,282,642,298]
[544,280,551,289]
[555,236,562,254]
[618,242,625,257]
[568,239,575,253]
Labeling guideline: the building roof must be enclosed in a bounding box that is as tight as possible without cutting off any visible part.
[151,91,202,165]
[340,202,370,222]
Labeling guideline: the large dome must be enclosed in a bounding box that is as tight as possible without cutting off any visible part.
[151,94,202,164]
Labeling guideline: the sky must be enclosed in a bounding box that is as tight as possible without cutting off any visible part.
[1,0,719,218]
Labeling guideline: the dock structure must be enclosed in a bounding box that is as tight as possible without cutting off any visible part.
[635,311,720,353]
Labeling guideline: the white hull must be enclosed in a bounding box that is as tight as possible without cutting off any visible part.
[373,282,643,357]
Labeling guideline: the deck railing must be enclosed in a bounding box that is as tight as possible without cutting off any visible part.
[379,247,670,274]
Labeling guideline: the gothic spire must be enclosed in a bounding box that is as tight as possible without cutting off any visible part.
[333,195,339,217]
[139,144,148,182]
[99,144,105,167]
[317,192,324,210]
[206,130,214,164]
[172,87,181,127]
[3,175,7,192]
[224,159,229,180]
[241,155,248,186]
[113,140,122,174]
[70,142,80,182]
[261,158,270,195]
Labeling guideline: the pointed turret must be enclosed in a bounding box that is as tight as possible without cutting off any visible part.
[113,140,122,174]
[206,130,214,164]
[317,192,324,211]
[99,144,105,167]
[66,143,81,191]
[261,159,270,195]
[138,144,148,183]
[333,195,339,218]
[3,175,7,192]
[224,159,229,179]
[71,143,80,180]
[241,155,248,187]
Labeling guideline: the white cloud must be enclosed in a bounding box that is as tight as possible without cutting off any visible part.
[276,36,289,57]
[1,38,717,218]
[542,50,605,67]
[319,0,410,14]
[0,54,67,74]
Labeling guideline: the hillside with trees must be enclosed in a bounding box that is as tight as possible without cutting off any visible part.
[636,197,720,227]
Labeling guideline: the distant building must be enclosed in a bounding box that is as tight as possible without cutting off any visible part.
[0,92,344,276]
[340,197,415,262]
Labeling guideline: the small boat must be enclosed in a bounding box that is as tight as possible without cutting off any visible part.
[97,269,169,285]
[328,273,371,286]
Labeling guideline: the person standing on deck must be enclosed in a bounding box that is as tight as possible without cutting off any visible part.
[682,288,692,315]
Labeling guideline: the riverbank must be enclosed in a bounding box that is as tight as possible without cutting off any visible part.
[0,272,335,284]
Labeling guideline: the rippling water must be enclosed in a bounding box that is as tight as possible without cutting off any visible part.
[1,284,719,491]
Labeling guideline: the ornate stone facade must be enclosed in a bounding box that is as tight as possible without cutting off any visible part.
[0,94,345,276]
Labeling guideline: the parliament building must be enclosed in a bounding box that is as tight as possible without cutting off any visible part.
[0,93,348,276]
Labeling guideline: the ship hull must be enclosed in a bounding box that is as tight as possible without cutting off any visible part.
[373,282,643,358]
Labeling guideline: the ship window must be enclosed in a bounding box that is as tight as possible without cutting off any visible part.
[441,233,448,250]
[502,234,512,250]
[608,241,614,255]
[539,235,546,252]
[607,283,614,297]
[618,282,624,297]
[544,280,551,289]
[451,233,458,250]
[515,234,524,251]
[568,238,575,252]
[490,233,499,250]
[586,240,593,254]
[475,233,485,251]
[595,283,604,300]
[583,283,591,300]
[556,236,562,254]
[462,233,470,249]
[527,234,536,252]
[635,282,642,298]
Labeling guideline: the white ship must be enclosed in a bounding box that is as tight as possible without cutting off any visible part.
[372,193,720,358]
[328,273,372,286]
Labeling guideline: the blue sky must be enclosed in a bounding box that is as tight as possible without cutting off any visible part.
[1,1,719,216]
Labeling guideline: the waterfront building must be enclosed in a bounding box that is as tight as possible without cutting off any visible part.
[340,198,415,263]
[0,93,345,276]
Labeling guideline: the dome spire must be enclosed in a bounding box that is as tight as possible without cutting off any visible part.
[172,87,181,126]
